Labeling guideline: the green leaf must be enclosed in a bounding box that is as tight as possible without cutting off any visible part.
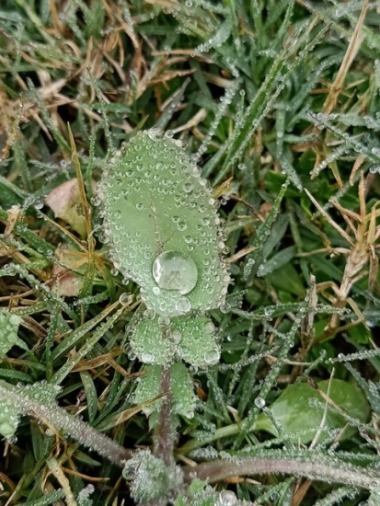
[123,449,182,503]
[101,130,229,316]
[0,397,19,438]
[255,379,370,443]
[134,363,196,418]
[77,484,95,506]
[0,176,24,207]
[130,314,176,366]
[80,371,98,423]
[257,246,296,277]
[0,310,27,357]
[171,315,219,367]
[0,381,60,439]
[130,313,219,368]
[347,323,371,345]
[266,263,304,296]
[174,478,220,506]
[133,364,162,416]
[170,362,196,418]
[369,487,380,506]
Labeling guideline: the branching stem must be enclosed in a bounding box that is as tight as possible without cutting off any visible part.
[0,381,131,466]
[184,456,380,490]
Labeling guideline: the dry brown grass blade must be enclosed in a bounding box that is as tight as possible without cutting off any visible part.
[349,154,366,186]
[170,108,207,134]
[108,393,168,428]
[227,246,257,264]
[322,0,369,115]
[67,125,95,255]
[305,189,354,245]
[46,458,77,506]
[308,1,369,180]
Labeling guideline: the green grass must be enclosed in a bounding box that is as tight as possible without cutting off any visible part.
[0,0,380,505]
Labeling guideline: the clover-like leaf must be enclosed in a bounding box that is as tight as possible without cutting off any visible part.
[101,130,229,316]
[255,379,370,443]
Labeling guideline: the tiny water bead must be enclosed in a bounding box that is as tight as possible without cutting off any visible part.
[119,292,130,304]
[152,250,198,295]
[254,397,266,409]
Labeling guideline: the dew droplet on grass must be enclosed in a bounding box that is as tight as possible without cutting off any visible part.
[254,397,266,409]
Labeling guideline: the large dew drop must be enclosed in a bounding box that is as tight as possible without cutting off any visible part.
[152,250,198,295]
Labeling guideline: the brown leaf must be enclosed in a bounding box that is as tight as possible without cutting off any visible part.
[45,178,86,237]
[51,244,86,297]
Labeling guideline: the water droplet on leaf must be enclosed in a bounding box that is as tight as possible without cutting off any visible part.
[152,251,198,295]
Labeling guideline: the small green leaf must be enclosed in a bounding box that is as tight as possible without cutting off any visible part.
[77,484,95,506]
[130,315,176,366]
[266,263,304,296]
[0,381,60,439]
[170,362,196,418]
[101,130,229,316]
[174,478,220,506]
[369,487,380,506]
[171,315,220,367]
[347,322,371,344]
[0,310,27,357]
[134,365,162,416]
[0,398,19,438]
[257,246,296,277]
[130,313,219,368]
[80,371,98,423]
[255,379,370,443]
[134,363,195,418]
[123,449,182,503]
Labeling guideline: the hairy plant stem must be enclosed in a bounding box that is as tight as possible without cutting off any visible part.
[138,367,176,506]
[0,380,131,466]
[153,366,174,467]
[184,456,380,490]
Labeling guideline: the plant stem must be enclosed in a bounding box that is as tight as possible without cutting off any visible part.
[0,380,131,466]
[153,366,174,467]
[184,456,380,490]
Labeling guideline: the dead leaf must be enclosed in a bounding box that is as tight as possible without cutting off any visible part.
[45,178,86,237]
[51,244,86,297]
